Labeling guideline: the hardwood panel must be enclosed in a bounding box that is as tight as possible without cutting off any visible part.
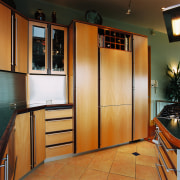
[45,109,72,119]
[100,105,132,148]
[46,143,73,158]
[45,119,72,132]
[100,48,132,106]
[34,109,45,167]
[0,4,11,71]
[46,131,73,145]
[133,35,148,140]
[15,13,28,73]
[14,113,31,180]
[75,22,98,153]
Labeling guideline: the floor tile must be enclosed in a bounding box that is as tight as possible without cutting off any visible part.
[80,169,108,180]
[136,164,159,180]
[136,155,158,167]
[117,143,137,154]
[53,164,86,180]
[67,155,92,168]
[88,158,113,172]
[32,161,65,177]
[24,172,52,180]
[108,173,135,180]
[110,154,135,178]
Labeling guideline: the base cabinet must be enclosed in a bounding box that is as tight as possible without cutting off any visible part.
[14,112,31,180]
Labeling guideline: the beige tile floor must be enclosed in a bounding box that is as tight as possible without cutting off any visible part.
[24,141,159,180]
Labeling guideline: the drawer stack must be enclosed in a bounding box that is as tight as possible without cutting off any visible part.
[45,107,73,158]
[155,127,178,180]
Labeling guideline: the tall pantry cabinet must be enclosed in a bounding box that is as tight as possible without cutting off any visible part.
[69,20,149,154]
[69,22,98,153]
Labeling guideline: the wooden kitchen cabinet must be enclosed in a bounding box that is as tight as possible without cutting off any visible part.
[14,112,31,180]
[133,35,148,140]
[32,109,45,167]
[0,3,11,71]
[69,22,99,153]
[14,13,28,73]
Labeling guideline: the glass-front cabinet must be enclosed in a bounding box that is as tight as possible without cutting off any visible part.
[28,21,67,75]
[51,25,67,75]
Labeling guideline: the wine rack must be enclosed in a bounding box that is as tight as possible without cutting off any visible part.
[98,28,132,51]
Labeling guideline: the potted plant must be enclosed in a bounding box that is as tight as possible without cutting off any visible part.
[166,61,180,102]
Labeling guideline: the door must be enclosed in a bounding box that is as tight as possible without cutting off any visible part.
[15,13,28,73]
[75,22,98,153]
[14,112,31,180]
[33,109,45,167]
[0,4,11,71]
[100,48,132,148]
[133,35,148,140]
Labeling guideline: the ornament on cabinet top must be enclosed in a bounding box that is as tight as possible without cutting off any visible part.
[35,9,46,21]
[85,10,103,25]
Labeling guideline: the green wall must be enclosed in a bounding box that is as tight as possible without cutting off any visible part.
[14,0,180,120]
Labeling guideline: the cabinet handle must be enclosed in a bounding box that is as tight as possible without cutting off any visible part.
[34,115,37,165]
[30,114,34,168]
[11,15,14,66]
[0,154,8,180]
[15,17,18,67]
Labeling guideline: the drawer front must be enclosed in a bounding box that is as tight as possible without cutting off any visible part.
[46,143,73,158]
[45,109,72,119]
[46,131,73,145]
[46,119,72,132]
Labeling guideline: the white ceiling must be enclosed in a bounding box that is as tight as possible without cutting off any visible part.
[41,0,180,33]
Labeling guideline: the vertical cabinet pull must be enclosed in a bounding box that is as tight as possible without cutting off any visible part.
[11,15,14,66]
[30,114,34,168]
[0,154,8,180]
[15,17,18,66]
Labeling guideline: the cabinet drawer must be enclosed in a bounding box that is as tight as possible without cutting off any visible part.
[45,109,72,119]
[46,119,72,132]
[46,131,73,145]
[46,143,73,158]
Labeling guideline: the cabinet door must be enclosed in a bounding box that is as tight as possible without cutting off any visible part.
[15,13,28,73]
[29,21,48,74]
[101,106,132,148]
[14,113,31,180]
[133,35,148,140]
[51,25,67,75]
[0,4,11,71]
[33,109,45,167]
[76,22,98,153]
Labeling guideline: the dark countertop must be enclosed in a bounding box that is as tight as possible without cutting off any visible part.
[0,103,73,164]
[154,103,180,148]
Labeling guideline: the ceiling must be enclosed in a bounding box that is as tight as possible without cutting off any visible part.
[41,0,180,34]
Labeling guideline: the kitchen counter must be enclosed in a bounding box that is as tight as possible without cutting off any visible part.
[154,103,180,148]
[0,103,73,164]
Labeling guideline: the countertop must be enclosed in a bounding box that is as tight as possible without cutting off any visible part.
[0,103,73,164]
[154,103,180,148]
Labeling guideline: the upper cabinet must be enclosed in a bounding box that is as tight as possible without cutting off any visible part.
[28,21,67,75]
[0,3,11,71]
[14,13,28,73]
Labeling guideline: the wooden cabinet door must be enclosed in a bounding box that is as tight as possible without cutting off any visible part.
[101,106,132,148]
[14,112,31,180]
[0,4,11,71]
[133,35,148,140]
[15,13,28,73]
[100,48,132,106]
[33,109,45,167]
[75,22,98,153]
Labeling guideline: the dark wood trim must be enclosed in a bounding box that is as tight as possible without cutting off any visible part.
[47,24,51,74]
[98,51,100,147]
[46,141,73,148]
[132,35,134,141]
[73,22,77,154]
[45,117,72,121]
[45,129,73,134]
[154,117,180,148]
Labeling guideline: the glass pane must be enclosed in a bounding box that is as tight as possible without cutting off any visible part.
[32,26,46,70]
[52,29,64,72]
